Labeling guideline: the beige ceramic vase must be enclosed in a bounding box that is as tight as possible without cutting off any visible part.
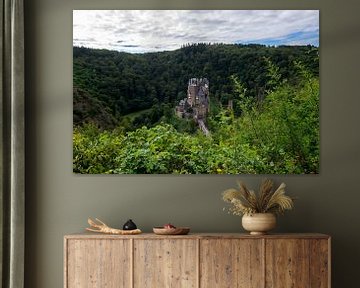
[242,213,276,235]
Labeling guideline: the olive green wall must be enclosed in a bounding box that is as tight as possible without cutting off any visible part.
[24,0,360,287]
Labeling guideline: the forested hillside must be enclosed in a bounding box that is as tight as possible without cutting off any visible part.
[73,44,319,174]
[73,44,318,130]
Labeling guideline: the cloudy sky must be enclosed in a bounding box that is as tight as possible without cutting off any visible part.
[73,10,319,53]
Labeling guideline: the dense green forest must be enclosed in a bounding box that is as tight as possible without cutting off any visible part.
[73,44,319,174]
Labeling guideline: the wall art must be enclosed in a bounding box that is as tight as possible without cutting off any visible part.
[73,10,319,174]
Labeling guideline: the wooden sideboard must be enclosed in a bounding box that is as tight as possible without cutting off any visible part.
[64,233,330,288]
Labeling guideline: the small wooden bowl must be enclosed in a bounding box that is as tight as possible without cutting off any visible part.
[153,227,190,235]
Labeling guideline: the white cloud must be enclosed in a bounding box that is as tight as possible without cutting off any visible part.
[73,10,319,53]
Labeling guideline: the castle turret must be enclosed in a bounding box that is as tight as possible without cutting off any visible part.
[175,78,210,120]
[187,78,209,117]
[175,78,211,136]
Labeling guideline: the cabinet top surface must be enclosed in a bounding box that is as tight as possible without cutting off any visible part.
[64,232,330,240]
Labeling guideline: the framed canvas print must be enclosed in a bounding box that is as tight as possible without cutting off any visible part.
[73,10,319,174]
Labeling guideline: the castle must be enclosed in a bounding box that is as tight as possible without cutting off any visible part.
[175,78,210,120]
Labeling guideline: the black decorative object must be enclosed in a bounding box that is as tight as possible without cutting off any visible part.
[123,219,137,230]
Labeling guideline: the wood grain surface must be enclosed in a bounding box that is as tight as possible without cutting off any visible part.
[133,239,198,288]
[309,239,330,288]
[200,238,264,288]
[65,239,131,288]
[266,239,310,287]
[64,233,330,288]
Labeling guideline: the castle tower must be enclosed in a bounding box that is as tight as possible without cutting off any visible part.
[187,78,209,118]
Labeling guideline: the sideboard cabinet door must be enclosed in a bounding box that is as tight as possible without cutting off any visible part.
[200,239,264,288]
[309,239,330,288]
[66,239,131,288]
[133,239,198,288]
[265,239,329,288]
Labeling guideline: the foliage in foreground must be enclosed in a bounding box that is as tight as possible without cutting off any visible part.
[73,67,319,174]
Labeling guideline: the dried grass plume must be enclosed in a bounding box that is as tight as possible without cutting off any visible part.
[222,179,294,216]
